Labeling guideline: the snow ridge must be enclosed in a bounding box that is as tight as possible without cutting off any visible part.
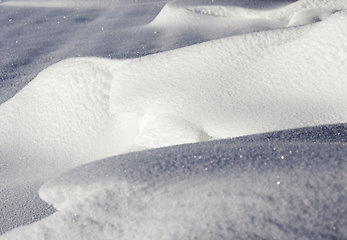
[1,0,347,237]
[4,139,347,239]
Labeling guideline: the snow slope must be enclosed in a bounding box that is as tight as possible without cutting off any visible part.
[2,2,346,159]
[111,10,347,148]
[3,127,347,239]
[1,0,347,237]
[0,1,166,234]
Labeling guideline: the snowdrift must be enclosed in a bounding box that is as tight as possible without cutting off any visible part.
[3,129,347,239]
[1,2,347,165]
[1,0,347,237]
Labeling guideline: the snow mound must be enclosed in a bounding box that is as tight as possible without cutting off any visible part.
[147,1,287,39]
[3,138,347,239]
[1,4,347,177]
[148,0,347,37]
[112,9,347,148]
[0,57,141,183]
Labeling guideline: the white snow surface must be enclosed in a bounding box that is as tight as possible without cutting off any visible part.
[1,0,347,238]
[115,10,347,148]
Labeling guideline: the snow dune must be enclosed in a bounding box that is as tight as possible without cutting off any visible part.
[113,10,347,148]
[147,1,287,39]
[1,0,347,237]
[146,0,347,45]
[4,133,347,239]
[2,2,346,159]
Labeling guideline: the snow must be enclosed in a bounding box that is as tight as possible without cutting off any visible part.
[111,10,347,148]
[147,1,287,38]
[1,0,347,238]
[1,0,167,9]
[287,7,336,26]
[4,134,347,239]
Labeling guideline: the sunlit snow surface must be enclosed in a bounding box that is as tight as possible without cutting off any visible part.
[1,0,347,238]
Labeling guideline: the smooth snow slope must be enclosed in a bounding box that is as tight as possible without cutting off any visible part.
[0,3,166,105]
[1,0,347,184]
[113,9,347,147]
[2,1,346,159]
[3,127,347,239]
[1,0,347,236]
[0,2,166,234]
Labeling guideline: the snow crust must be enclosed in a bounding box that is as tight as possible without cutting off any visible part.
[1,0,347,237]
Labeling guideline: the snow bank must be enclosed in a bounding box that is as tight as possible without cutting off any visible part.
[3,137,347,239]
